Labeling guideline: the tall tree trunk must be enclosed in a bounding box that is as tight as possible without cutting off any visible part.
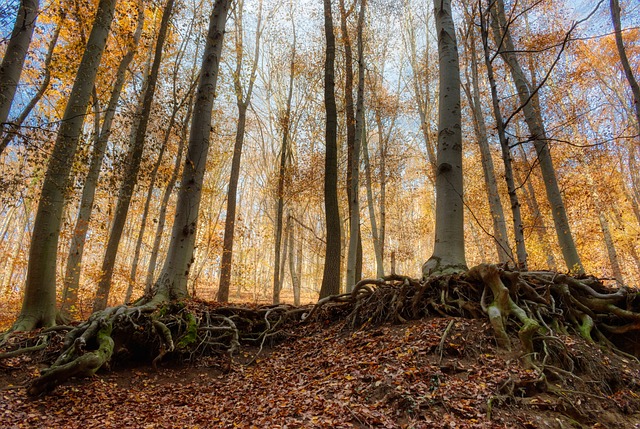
[0,13,61,153]
[151,0,231,304]
[217,0,263,303]
[422,0,467,276]
[478,6,527,269]
[362,118,384,278]
[288,214,301,306]
[272,17,295,305]
[93,0,175,311]
[13,0,117,331]
[60,0,144,319]
[144,99,192,293]
[346,0,366,291]
[319,0,342,298]
[463,24,513,265]
[0,0,39,157]
[490,0,583,273]
[339,0,363,284]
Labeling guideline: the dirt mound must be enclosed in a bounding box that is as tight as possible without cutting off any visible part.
[2,314,640,428]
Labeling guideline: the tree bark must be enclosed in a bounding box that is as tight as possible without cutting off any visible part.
[0,0,39,157]
[93,0,175,312]
[490,0,583,274]
[60,0,145,319]
[152,0,231,304]
[422,0,467,277]
[14,0,117,331]
[319,0,342,298]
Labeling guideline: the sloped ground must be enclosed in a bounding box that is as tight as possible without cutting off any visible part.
[2,315,640,428]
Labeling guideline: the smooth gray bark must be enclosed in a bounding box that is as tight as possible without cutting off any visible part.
[422,0,467,276]
[14,0,117,331]
[151,0,231,304]
[0,0,39,157]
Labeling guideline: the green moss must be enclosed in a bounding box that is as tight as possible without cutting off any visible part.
[177,312,198,350]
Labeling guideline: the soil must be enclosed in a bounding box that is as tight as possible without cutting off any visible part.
[2,316,640,428]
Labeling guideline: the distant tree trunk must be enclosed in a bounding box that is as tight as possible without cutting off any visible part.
[93,0,175,312]
[13,0,117,331]
[362,119,384,278]
[514,146,557,270]
[339,0,363,285]
[0,14,61,153]
[288,214,301,306]
[218,0,263,303]
[422,0,467,277]
[462,26,513,265]
[273,18,295,304]
[478,8,528,269]
[319,0,342,298]
[346,0,366,291]
[404,7,437,178]
[490,0,583,274]
[60,0,144,319]
[0,0,39,157]
[150,0,231,304]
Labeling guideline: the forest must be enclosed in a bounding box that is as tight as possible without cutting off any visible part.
[1,0,640,427]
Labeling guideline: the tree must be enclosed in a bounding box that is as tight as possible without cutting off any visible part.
[0,8,62,154]
[319,0,342,298]
[60,0,145,320]
[151,0,231,304]
[0,0,39,157]
[422,0,467,277]
[93,0,176,312]
[273,7,296,304]
[11,0,117,332]
[476,3,528,268]
[346,0,366,291]
[489,0,583,274]
[461,12,513,266]
[217,0,264,303]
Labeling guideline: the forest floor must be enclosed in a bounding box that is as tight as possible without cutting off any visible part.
[2,313,640,428]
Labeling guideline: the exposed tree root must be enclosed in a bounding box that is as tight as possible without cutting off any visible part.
[2,263,639,397]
